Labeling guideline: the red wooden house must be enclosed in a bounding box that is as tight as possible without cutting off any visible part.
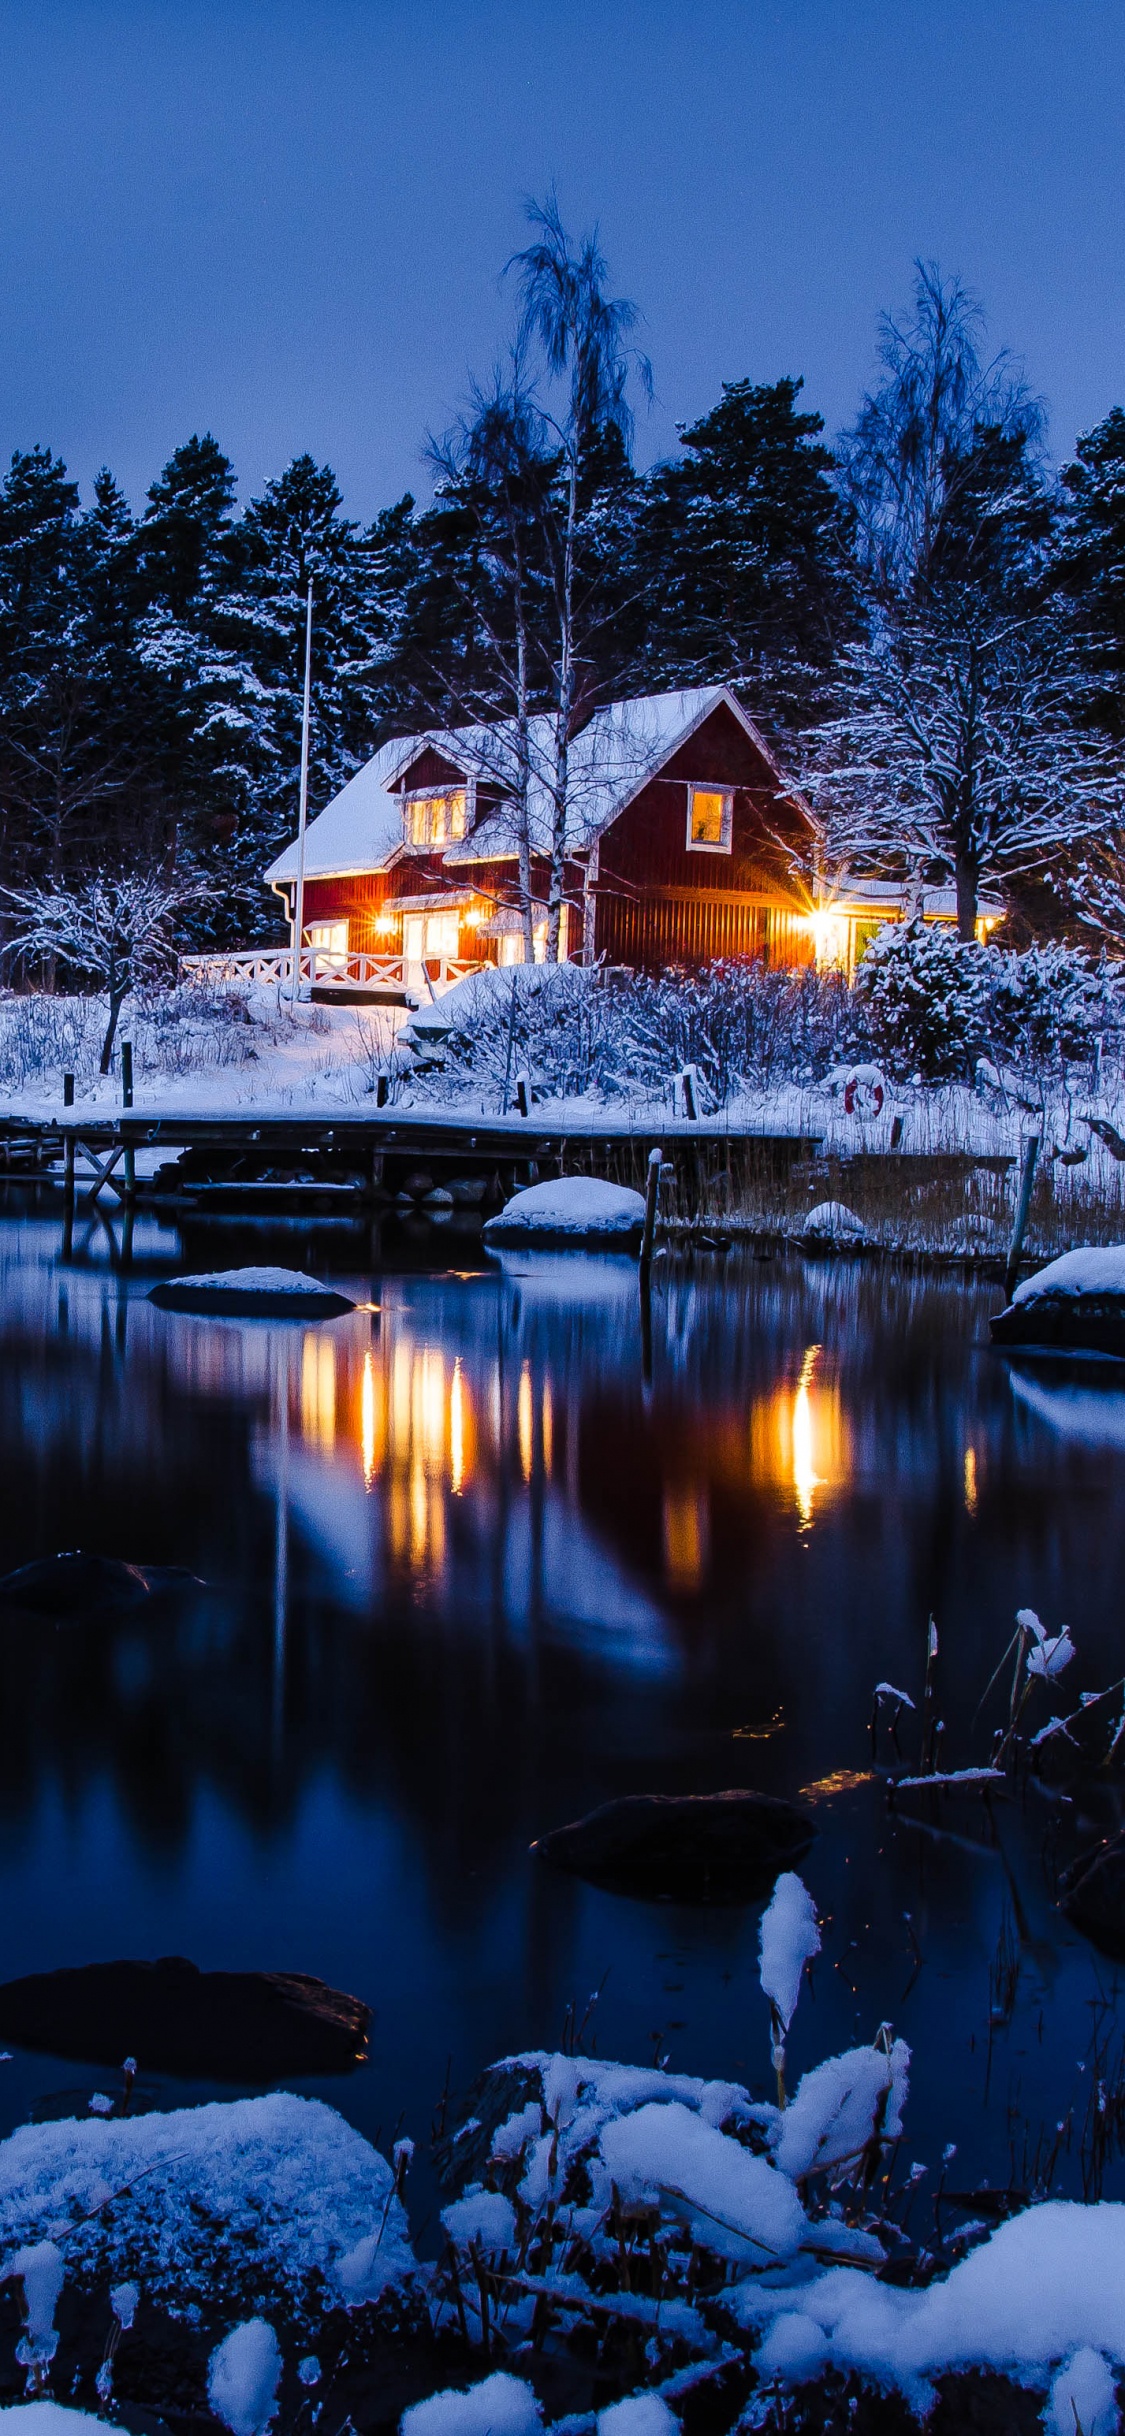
[265,687,822,984]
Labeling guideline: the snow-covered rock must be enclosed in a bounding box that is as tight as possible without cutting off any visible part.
[484,1178,646,1247]
[150,1266,355,1317]
[600,2100,807,2265]
[992,1246,1125,1354]
[1013,1247,1125,1305]
[0,2093,413,2324]
[802,1201,869,1244]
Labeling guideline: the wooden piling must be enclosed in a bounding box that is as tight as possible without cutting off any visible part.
[1004,1133,1040,1302]
[63,1073,74,1109]
[640,1145,662,1282]
[121,1041,134,1109]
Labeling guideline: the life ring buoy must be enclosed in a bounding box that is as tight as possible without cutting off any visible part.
[844,1067,885,1117]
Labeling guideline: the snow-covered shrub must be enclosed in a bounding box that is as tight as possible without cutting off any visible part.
[852,920,996,1080]
[413,961,851,1107]
[987,943,1122,1071]
[854,922,1124,1083]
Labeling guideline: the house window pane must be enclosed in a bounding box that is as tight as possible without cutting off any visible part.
[404,790,467,846]
[688,787,732,851]
[307,921,348,974]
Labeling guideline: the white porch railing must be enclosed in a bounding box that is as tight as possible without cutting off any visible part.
[181,948,484,993]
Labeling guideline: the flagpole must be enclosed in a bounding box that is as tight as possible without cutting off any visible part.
[290,574,314,1001]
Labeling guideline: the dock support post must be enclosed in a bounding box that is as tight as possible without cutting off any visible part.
[62,1134,75,1259]
[121,1040,133,1110]
[640,1144,662,1284]
[1004,1133,1040,1302]
[63,1073,74,1109]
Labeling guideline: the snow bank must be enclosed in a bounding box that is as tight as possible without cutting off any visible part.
[0,2092,413,2323]
[401,2372,544,2436]
[441,2188,517,2253]
[597,2399,679,2436]
[208,2320,282,2436]
[599,2102,807,2266]
[484,1179,646,1246]
[1045,2348,1119,2436]
[0,2413,106,2433]
[740,2199,1125,2412]
[1014,1247,1125,1305]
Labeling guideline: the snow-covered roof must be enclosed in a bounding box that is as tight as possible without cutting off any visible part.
[266,687,814,886]
[265,740,409,884]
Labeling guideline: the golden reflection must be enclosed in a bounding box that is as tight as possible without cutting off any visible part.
[964,1445,978,1515]
[300,1333,336,1452]
[450,1359,465,1495]
[542,1377,554,1480]
[662,1484,709,1591]
[753,1342,849,1529]
[518,1363,533,1483]
[361,1351,377,1490]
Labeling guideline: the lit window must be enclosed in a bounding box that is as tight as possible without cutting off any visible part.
[306,920,348,974]
[405,791,466,846]
[686,786,733,854]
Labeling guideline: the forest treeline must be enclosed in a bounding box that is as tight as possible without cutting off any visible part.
[2,221,1125,946]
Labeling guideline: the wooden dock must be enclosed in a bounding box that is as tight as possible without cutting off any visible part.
[0,1103,823,1216]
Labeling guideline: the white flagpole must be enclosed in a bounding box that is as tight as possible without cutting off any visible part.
[290,574,314,1000]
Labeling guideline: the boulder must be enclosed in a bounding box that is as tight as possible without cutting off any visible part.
[531,1790,814,1904]
[484,1179,646,1249]
[991,1247,1125,1357]
[0,1552,203,1619]
[802,1201,869,1245]
[0,1957,370,2079]
[1059,1833,1125,1958]
[150,1266,354,1318]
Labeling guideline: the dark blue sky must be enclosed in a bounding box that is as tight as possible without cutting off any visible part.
[1,0,1122,520]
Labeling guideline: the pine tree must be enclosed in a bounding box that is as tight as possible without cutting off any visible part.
[635,377,857,695]
[1058,407,1125,736]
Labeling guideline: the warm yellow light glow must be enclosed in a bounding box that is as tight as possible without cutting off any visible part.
[662,1484,708,1590]
[964,1444,978,1515]
[791,1344,820,1526]
[300,1333,336,1451]
[518,1363,533,1483]
[391,1338,412,1453]
[415,1348,446,1471]
[461,905,484,930]
[361,1350,377,1490]
[541,1377,554,1480]
[374,911,397,936]
[450,1358,465,1495]
[807,906,851,970]
[752,1343,849,1529]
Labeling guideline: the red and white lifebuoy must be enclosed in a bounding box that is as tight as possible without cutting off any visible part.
[843,1066,885,1118]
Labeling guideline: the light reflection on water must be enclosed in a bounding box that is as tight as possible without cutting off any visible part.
[1,1206,1125,2225]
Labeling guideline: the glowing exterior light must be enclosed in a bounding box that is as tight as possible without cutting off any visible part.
[807,907,851,971]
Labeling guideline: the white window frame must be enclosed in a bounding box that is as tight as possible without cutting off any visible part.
[402,788,468,848]
[685,784,734,856]
[306,919,349,975]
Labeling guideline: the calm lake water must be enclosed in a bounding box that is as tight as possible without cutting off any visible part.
[1,1197,1124,2235]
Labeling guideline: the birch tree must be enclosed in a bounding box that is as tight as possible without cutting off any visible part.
[1,869,209,1071]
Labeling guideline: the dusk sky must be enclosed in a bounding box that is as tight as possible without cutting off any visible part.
[1,0,1123,520]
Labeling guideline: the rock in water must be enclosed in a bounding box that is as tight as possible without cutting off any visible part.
[484,1179,646,1248]
[150,1267,355,1318]
[1059,1833,1125,1959]
[991,1246,1125,1357]
[0,1958,371,2079]
[0,1552,203,1618]
[532,1791,814,1904]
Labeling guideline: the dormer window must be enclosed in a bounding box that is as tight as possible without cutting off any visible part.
[686,785,733,854]
[404,789,467,847]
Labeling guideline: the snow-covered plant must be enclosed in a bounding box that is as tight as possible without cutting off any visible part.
[7,2241,65,2391]
[759,1873,821,2101]
[207,2318,282,2436]
[853,920,996,1080]
[1,869,212,1073]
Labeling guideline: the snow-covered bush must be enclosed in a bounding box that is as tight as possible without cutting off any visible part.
[852,920,995,1080]
[413,961,851,1107]
[853,921,1124,1082]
